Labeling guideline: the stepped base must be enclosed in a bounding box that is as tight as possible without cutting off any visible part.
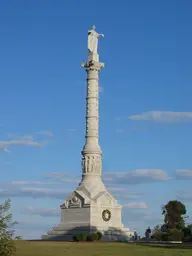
[42,185,134,242]
[42,225,134,241]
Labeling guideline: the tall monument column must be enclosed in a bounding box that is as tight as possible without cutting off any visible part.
[42,25,134,242]
[79,26,105,190]
[81,60,104,176]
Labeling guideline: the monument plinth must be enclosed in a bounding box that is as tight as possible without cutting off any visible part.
[42,25,133,241]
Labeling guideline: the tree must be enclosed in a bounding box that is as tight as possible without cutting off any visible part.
[0,199,17,256]
[162,200,186,230]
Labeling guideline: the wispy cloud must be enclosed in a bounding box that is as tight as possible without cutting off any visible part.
[0,134,45,153]
[0,181,60,186]
[103,169,171,185]
[176,170,192,179]
[124,202,148,209]
[107,187,143,200]
[0,187,70,199]
[24,206,60,217]
[4,148,11,153]
[129,111,192,122]
[45,172,79,183]
[36,131,53,136]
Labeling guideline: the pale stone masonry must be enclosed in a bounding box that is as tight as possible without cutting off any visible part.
[42,25,134,241]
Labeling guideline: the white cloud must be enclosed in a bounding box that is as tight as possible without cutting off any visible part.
[45,172,79,183]
[1,181,60,186]
[36,131,53,136]
[103,169,170,185]
[176,170,192,179]
[4,148,11,153]
[0,134,45,152]
[24,206,60,217]
[107,187,143,200]
[129,111,192,122]
[46,170,170,185]
[0,187,70,199]
[124,202,148,209]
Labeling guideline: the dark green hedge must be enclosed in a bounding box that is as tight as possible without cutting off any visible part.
[73,231,103,242]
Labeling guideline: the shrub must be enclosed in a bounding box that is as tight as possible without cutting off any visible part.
[73,232,87,242]
[96,231,102,241]
[167,228,184,241]
[152,230,168,241]
[80,232,87,241]
[87,232,98,242]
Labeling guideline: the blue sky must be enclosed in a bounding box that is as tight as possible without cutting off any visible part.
[0,0,192,239]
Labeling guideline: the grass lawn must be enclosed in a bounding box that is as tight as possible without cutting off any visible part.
[15,241,192,256]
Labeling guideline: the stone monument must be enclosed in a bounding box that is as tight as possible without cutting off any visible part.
[42,25,134,241]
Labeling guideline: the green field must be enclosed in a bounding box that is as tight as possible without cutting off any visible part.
[15,241,192,256]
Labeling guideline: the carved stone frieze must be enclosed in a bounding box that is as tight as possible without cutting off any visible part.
[82,154,101,175]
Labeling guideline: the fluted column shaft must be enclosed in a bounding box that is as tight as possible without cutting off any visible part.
[81,60,104,177]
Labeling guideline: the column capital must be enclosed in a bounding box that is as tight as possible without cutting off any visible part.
[81,60,104,72]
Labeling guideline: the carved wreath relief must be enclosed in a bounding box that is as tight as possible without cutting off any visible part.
[102,209,111,222]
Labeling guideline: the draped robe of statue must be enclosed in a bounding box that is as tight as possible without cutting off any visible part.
[88,25,104,54]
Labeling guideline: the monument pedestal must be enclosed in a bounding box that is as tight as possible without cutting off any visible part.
[42,181,133,241]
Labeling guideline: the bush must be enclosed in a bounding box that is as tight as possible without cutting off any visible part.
[167,228,184,241]
[87,232,98,242]
[96,231,102,241]
[152,230,168,241]
[73,232,101,242]
[73,232,87,242]
[81,232,88,241]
